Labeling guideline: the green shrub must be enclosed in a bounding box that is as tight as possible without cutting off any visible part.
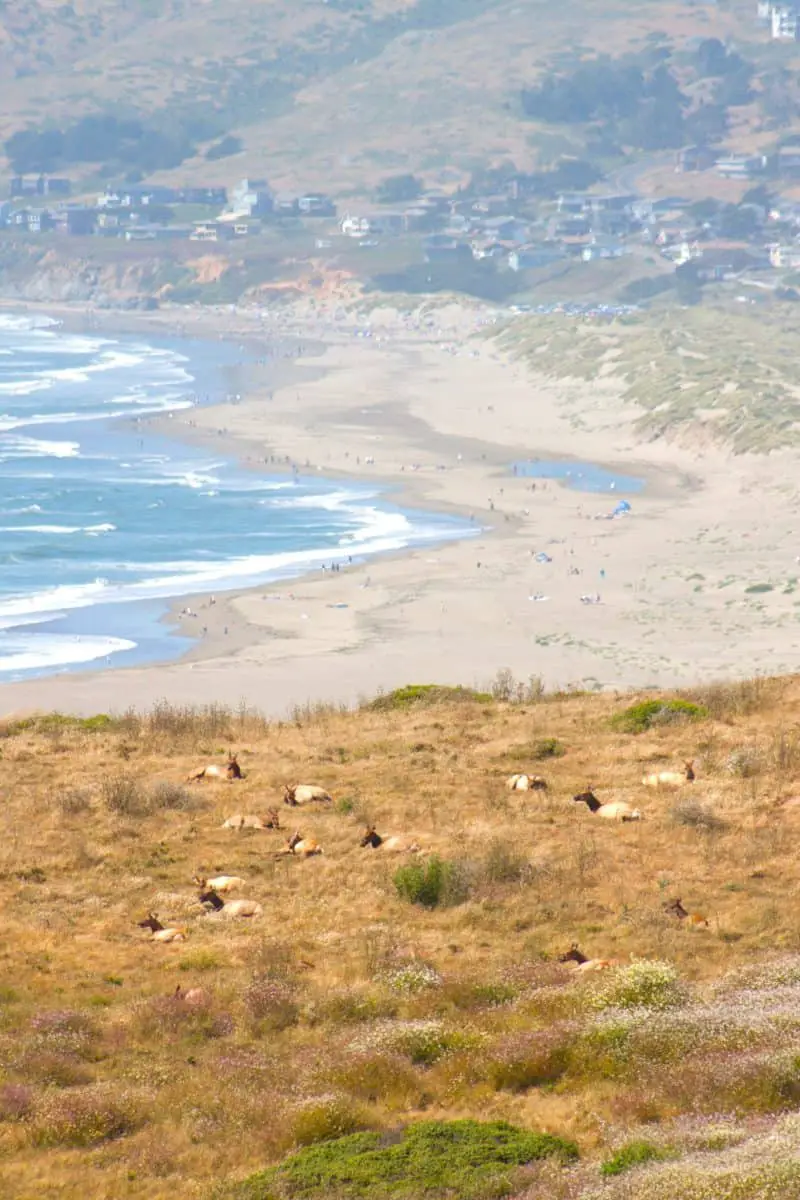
[532,737,565,759]
[610,699,707,734]
[234,1119,578,1199]
[393,856,471,908]
[367,685,492,713]
[601,1139,672,1176]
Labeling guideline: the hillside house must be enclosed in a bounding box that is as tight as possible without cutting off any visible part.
[298,193,336,217]
[190,221,234,242]
[771,5,799,39]
[775,146,800,178]
[424,235,470,262]
[479,216,530,243]
[10,176,72,198]
[676,145,718,173]
[716,154,768,179]
[508,245,565,271]
[179,187,227,206]
[340,214,372,237]
[470,240,506,260]
[63,208,96,236]
[9,208,54,232]
[769,243,800,267]
[557,193,590,214]
[232,178,273,217]
[581,239,627,261]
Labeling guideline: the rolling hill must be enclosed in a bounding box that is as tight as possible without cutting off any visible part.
[3,676,800,1197]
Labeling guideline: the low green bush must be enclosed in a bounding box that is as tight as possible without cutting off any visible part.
[601,1139,672,1176]
[610,699,707,734]
[533,737,565,758]
[367,685,493,712]
[2,712,114,737]
[233,1119,578,1199]
[393,856,471,908]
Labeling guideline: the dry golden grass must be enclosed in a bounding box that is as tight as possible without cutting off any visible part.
[4,677,800,1197]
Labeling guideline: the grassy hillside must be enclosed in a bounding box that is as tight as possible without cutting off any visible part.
[498,301,800,454]
[0,0,763,195]
[3,675,800,1197]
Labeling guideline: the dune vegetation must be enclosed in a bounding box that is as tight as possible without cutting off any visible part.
[3,674,800,1197]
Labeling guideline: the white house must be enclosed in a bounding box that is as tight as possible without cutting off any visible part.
[771,5,799,38]
[340,214,372,237]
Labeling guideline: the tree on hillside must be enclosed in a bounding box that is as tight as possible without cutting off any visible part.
[206,135,242,161]
[375,174,422,203]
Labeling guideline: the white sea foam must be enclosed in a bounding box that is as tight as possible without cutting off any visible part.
[0,631,135,674]
[0,379,52,396]
[0,524,82,534]
[0,435,80,459]
[0,314,59,332]
[0,504,473,631]
[0,394,193,432]
[0,522,117,535]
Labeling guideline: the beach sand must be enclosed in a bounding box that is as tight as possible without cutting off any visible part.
[1,301,799,719]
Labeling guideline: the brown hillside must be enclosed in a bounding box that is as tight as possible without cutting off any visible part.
[2,676,800,1196]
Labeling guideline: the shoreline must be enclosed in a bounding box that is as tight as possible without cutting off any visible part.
[1,300,799,718]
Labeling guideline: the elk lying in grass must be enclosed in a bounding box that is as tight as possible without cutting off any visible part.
[221,808,280,831]
[360,826,421,853]
[188,753,243,782]
[573,786,641,821]
[283,784,332,806]
[663,897,709,928]
[559,944,618,973]
[276,830,323,857]
[505,774,548,792]
[198,888,263,918]
[643,760,695,788]
[137,913,188,943]
[193,874,244,894]
[174,984,208,1007]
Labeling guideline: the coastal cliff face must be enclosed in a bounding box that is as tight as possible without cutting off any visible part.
[0,242,241,307]
[0,241,360,309]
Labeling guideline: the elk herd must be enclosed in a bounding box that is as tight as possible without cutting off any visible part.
[137,750,707,966]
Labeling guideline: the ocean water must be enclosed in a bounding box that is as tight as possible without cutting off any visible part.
[0,314,471,681]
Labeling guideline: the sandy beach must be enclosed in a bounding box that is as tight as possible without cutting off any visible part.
[1,299,800,719]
